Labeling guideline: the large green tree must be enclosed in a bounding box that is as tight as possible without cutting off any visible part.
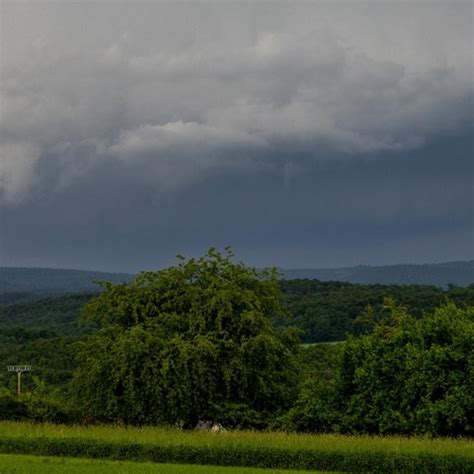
[73,248,299,427]
[335,301,474,435]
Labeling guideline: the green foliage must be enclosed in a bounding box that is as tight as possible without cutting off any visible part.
[0,336,78,392]
[0,422,472,473]
[73,248,299,427]
[279,279,474,342]
[21,378,76,423]
[0,293,97,336]
[2,257,473,436]
[2,279,473,345]
[280,343,342,432]
[0,327,59,344]
[0,380,74,424]
[284,302,474,436]
[0,389,28,421]
[281,378,336,433]
[335,301,474,436]
[0,292,41,305]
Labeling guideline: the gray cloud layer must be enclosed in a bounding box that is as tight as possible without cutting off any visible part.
[0,1,472,270]
[1,1,472,203]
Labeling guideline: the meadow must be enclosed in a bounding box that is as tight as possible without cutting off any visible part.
[0,454,330,474]
[0,422,472,473]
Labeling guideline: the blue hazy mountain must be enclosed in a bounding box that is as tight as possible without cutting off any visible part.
[280,260,474,287]
[0,267,134,299]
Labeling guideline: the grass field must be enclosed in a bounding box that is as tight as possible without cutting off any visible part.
[0,454,330,473]
[1,421,471,456]
[0,422,472,473]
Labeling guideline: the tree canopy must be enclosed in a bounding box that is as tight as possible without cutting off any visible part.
[73,248,299,427]
[335,301,474,435]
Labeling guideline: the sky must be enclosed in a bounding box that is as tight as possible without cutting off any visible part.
[0,1,473,272]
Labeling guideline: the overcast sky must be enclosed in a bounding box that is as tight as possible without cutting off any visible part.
[0,1,472,272]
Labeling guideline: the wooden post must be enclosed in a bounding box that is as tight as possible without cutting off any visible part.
[17,371,21,395]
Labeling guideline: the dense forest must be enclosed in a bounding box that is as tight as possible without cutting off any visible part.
[280,280,474,342]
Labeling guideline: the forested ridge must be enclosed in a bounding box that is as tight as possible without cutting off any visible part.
[1,280,473,343]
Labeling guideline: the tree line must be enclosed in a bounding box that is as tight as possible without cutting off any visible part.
[1,278,473,344]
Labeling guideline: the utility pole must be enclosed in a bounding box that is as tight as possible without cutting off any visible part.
[6,365,31,395]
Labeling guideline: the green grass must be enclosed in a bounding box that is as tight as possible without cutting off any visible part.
[0,421,471,457]
[0,454,329,473]
[0,422,472,473]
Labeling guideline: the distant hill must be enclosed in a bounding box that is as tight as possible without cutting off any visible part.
[0,267,134,301]
[0,261,472,302]
[281,261,474,287]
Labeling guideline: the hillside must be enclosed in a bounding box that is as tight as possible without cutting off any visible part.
[0,293,97,337]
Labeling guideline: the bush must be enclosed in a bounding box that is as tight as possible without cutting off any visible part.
[0,381,76,424]
[281,378,337,432]
[0,390,28,421]
[281,342,342,432]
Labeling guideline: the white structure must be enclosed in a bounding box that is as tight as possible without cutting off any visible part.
[6,365,32,395]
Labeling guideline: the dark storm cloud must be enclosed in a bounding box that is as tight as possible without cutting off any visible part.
[2,132,472,271]
[0,1,472,269]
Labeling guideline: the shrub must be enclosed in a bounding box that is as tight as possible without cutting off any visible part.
[281,378,337,432]
[0,390,28,421]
